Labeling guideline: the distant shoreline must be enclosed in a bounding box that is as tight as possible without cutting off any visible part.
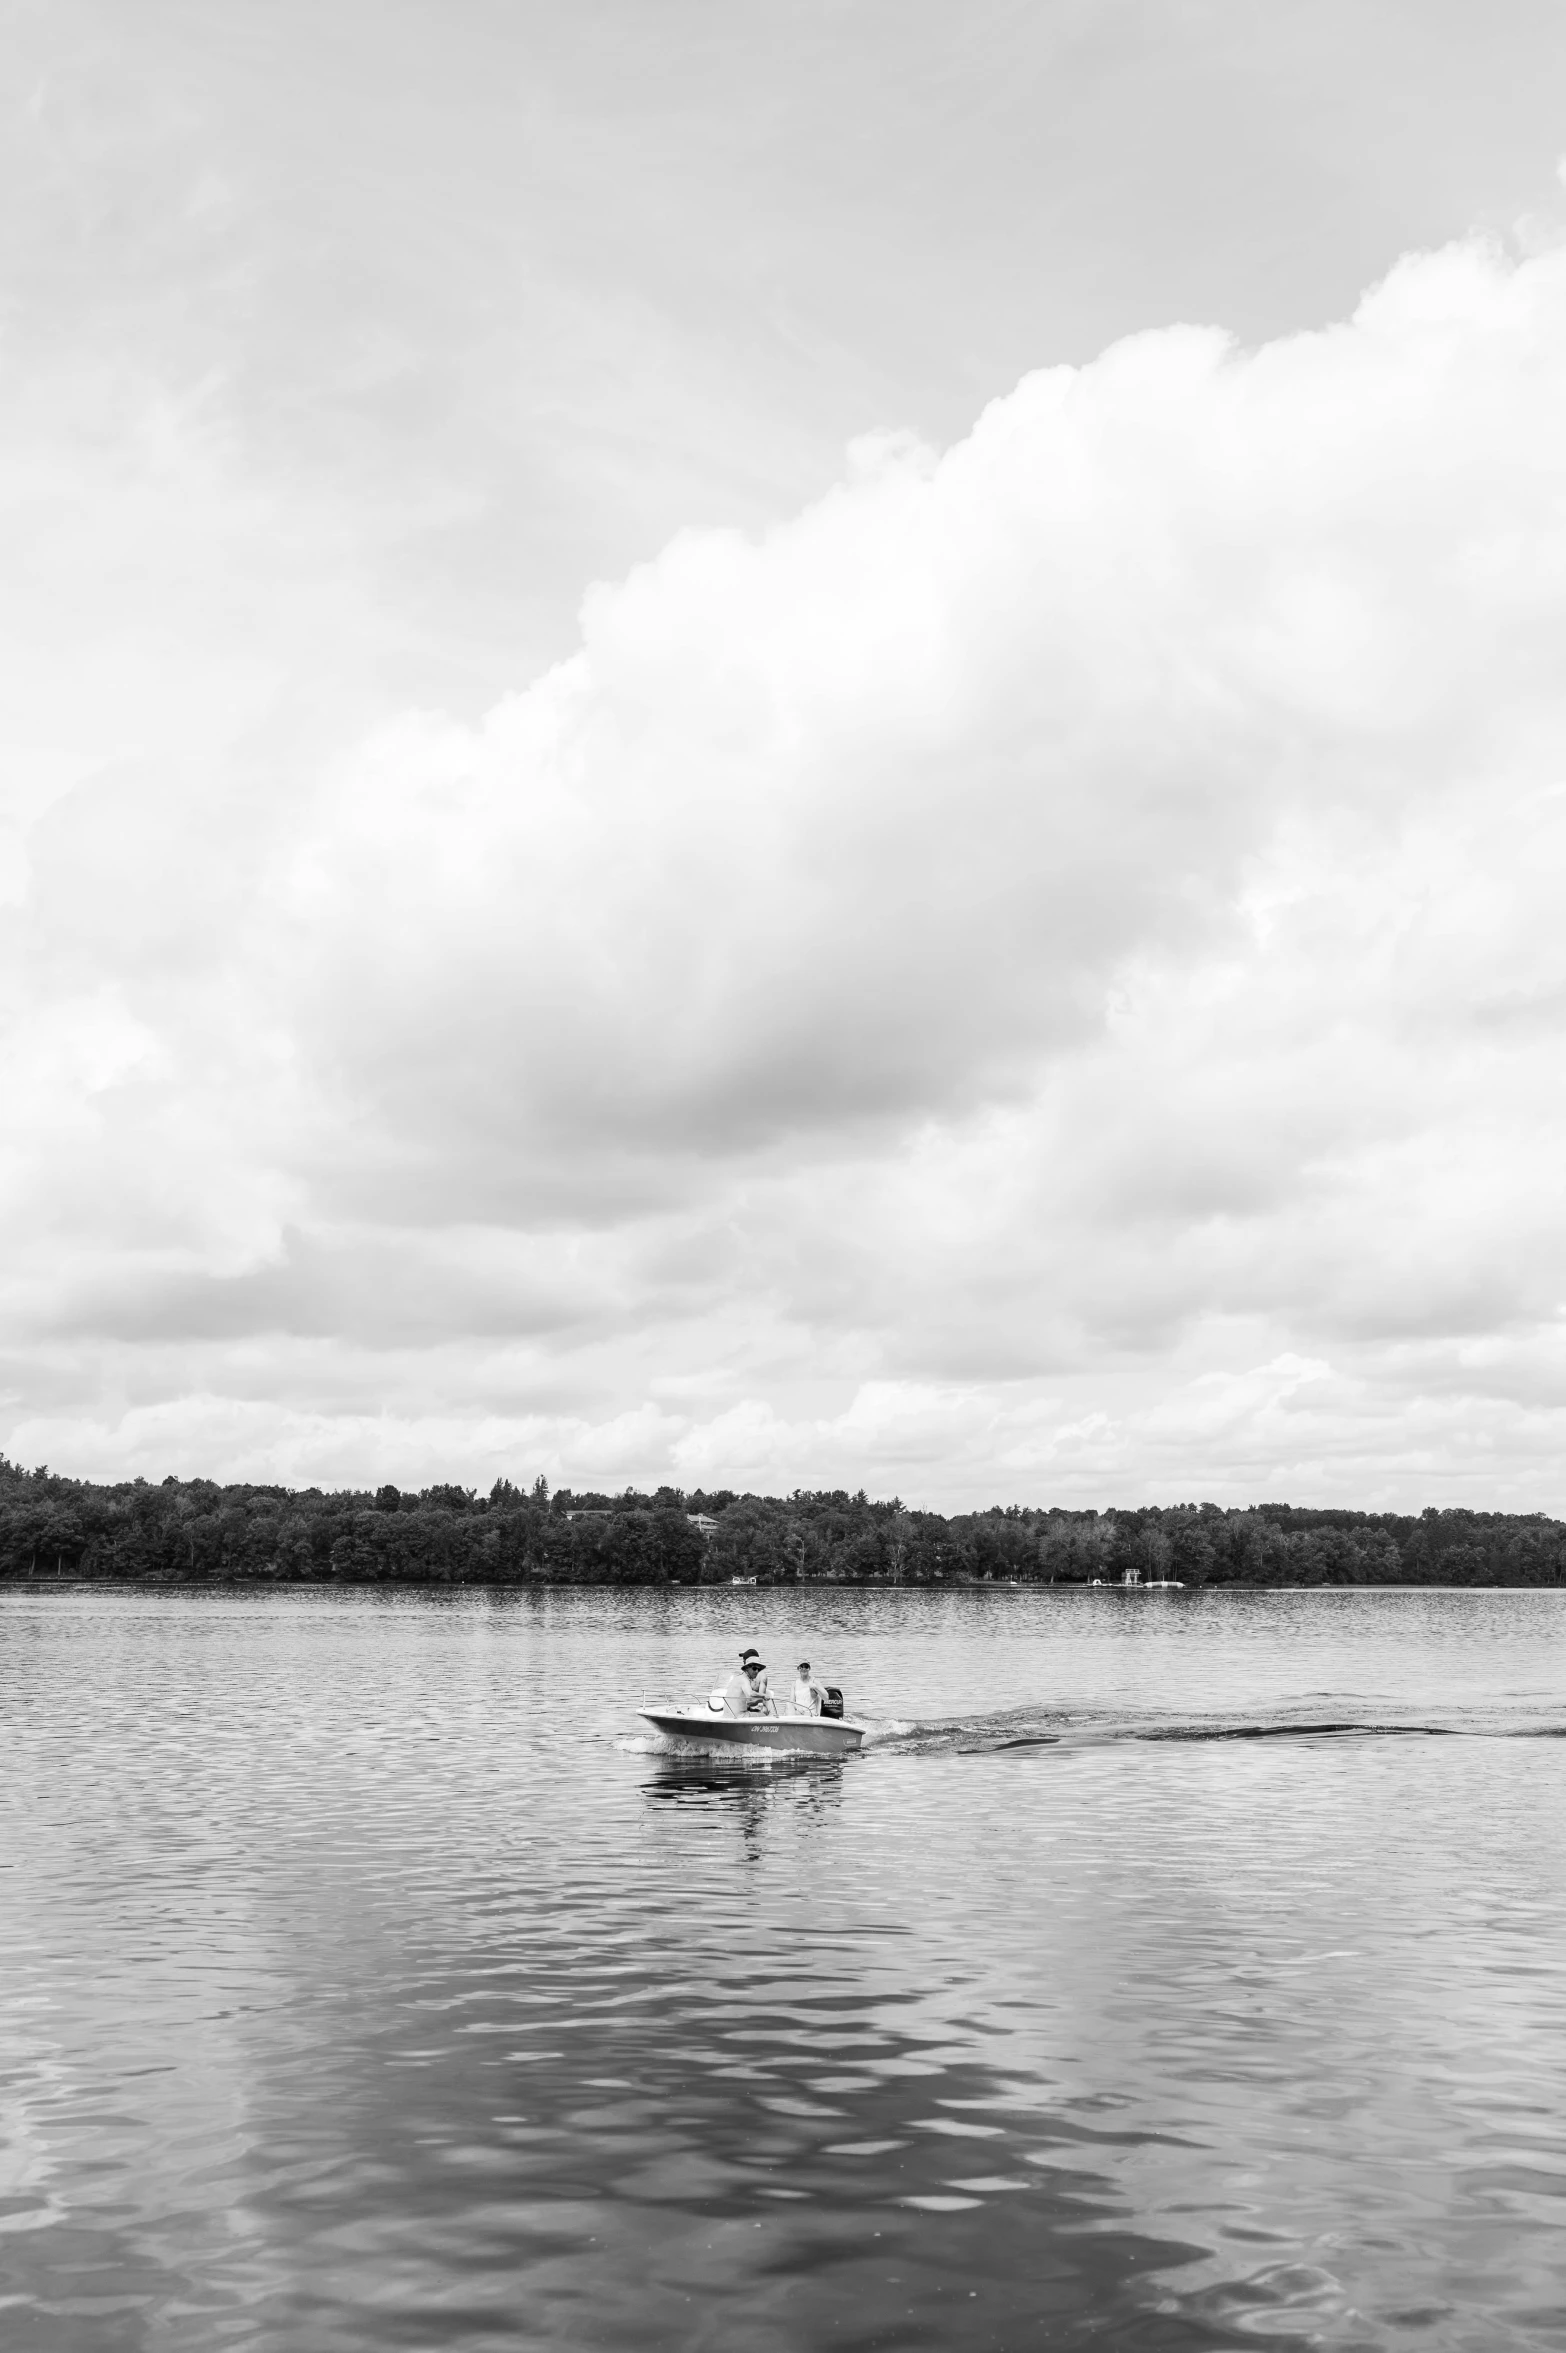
[4,1462,1564,1588]
[3,1576,1561,1596]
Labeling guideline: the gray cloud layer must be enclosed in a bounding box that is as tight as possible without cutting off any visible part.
[6,226,1566,1505]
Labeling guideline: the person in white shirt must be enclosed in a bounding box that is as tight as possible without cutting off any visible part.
[792,1660,821,1716]
[721,1652,770,1714]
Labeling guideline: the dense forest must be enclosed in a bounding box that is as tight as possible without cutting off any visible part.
[1,1457,1564,1587]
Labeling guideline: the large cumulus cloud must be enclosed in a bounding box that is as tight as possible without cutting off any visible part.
[6,233,1566,1503]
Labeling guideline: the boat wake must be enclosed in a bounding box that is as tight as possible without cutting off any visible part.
[856,1698,1566,1754]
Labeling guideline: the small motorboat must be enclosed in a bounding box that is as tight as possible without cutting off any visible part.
[639,1684,865,1756]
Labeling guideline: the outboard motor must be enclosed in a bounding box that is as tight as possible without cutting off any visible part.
[819,1686,845,1720]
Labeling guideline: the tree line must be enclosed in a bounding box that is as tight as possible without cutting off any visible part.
[1,1457,1564,1586]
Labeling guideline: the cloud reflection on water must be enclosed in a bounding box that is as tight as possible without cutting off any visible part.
[3,1588,1565,2349]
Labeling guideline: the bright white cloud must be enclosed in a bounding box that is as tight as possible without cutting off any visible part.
[7,232,1566,1506]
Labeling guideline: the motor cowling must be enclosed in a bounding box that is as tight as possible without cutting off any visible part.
[819,1685,845,1720]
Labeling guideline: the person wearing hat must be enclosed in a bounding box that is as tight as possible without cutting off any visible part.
[721,1649,768,1715]
[791,1660,821,1717]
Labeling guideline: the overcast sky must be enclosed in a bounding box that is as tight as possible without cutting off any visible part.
[6,0,1566,1508]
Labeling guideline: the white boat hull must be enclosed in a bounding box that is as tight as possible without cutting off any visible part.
[639,1705,865,1756]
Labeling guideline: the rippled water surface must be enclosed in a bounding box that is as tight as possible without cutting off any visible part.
[4,1586,1566,2350]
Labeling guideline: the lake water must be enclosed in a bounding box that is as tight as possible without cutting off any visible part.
[3,1586,1565,2351]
